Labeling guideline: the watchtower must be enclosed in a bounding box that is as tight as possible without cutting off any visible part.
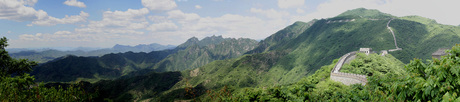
[359,48,372,55]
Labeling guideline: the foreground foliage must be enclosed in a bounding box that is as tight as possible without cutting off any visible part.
[209,44,460,101]
[341,53,405,76]
[0,37,95,101]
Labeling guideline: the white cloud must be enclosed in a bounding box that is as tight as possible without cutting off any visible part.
[63,0,86,8]
[14,8,154,48]
[86,8,149,29]
[250,8,289,19]
[31,11,89,26]
[19,31,94,42]
[142,0,177,11]
[147,22,178,31]
[278,0,305,8]
[195,5,202,9]
[294,0,460,25]
[0,0,46,21]
[173,13,288,42]
[80,8,150,35]
[149,16,169,23]
[167,10,200,22]
[296,8,305,14]
[0,0,89,26]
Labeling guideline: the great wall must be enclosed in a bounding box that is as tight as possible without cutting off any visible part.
[330,51,368,85]
[329,18,402,85]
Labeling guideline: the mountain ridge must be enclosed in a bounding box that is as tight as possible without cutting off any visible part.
[31,36,258,82]
[9,43,176,63]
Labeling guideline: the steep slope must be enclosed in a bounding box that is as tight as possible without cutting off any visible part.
[247,20,316,54]
[153,36,258,72]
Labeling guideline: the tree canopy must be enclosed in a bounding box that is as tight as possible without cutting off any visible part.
[0,37,95,101]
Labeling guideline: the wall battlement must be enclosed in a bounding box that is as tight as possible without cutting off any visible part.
[330,51,367,85]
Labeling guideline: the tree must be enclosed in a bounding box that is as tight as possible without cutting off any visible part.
[0,37,37,77]
[0,37,96,101]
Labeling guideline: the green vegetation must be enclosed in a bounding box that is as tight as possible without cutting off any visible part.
[337,8,395,19]
[0,37,94,101]
[247,20,316,54]
[31,35,258,82]
[209,44,460,101]
[92,71,182,101]
[153,36,259,71]
[31,50,174,82]
[17,8,460,101]
[341,53,405,76]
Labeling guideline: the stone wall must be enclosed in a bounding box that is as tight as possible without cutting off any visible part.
[330,51,368,85]
[331,72,367,85]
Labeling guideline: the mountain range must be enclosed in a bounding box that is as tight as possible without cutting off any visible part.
[28,8,460,101]
[31,35,258,82]
[8,43,176,63]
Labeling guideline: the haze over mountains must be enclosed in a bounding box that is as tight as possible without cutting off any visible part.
[31,35,258,82]
[10,8,460,101]
[7,43,176,63]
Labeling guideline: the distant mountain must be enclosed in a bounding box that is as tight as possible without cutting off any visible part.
[31,36,258,82]
[31,50,175,82]
[153,35,259,72]
[9,43,176,63]
[112,43,176,53]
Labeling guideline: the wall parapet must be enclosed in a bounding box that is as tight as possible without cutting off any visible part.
[330,51,367,85]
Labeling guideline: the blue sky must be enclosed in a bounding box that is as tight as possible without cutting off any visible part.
[1,0,460,48]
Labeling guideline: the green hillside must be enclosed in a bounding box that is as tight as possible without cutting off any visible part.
[31,36,258,82]
[31,50,175,82]
[340,53,405,76]
[247,20,316,54]
[134,8,460,101]
[154,36,258,72]
[222,44,460,101]
[27,8,460,101]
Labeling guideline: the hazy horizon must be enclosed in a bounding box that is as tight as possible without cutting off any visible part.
[1,0,460,48]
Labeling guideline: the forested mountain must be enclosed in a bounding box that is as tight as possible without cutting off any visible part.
[86,8,460,101]
[31,50,175,82]
[153,35,259,71]
[246,20,316,54]
[9,43,176,63]
[31,36,258,82]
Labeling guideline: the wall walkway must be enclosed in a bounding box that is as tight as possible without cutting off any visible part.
[330,51,368,85]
